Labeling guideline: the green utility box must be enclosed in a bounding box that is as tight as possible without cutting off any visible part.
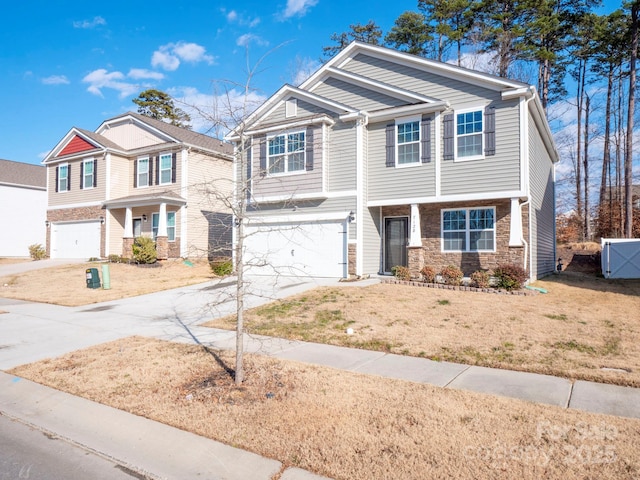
[86,268,101,289]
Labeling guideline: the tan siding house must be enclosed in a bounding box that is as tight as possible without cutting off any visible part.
[43,112,233,260]
[227,42,558,281]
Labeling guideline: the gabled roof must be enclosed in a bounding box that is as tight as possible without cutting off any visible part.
[43,128,124,164]
[0,159,46,189]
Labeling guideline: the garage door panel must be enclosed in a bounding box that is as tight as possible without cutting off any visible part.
[244,221,346,278]
[52,221,101,259]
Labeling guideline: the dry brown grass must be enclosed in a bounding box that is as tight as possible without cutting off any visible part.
[0,258,29,265]
[0,260,214,306]
[10,336,640,480]
[205,273,640,387]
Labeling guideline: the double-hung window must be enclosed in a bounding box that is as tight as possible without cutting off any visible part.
[152,212,176,241]
[442,207,495,252]
[396,119,420,165]
[456,109,483,159]
[57,164,69,192]
[159,153,172,185]
[137,157,149,187]
[83,159,95,189]
[267,131,305,174]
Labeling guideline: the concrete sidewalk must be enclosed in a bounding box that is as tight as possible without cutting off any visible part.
[2,274,640,480]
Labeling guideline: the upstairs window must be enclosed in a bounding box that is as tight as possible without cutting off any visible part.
[267,131,305,174]
[396,120,420,165]
[137,157,149,188]
[442,207,495,252]
[456,110,483,158]
[81,159,95,189]
[57,164,69,192]
[159,153,172,185]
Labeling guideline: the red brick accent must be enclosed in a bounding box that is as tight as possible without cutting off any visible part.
[156,236,168,260]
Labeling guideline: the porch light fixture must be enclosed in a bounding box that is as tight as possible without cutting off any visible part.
[348,211,356,223]
[99,216,105,225]
[142,214,147,222]
[45,220,50,228]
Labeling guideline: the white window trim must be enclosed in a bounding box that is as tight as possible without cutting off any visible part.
[83,158,95,189]
[152,211,176,242]
[454,107,485,162]
[441,206,496,253]
[58,163,69,192]
[137,157,150,188]
[266,130,306,176]
[159,153,173,185]
[395,115,421,168]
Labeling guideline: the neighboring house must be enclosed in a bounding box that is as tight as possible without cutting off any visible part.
[0,159,46,257]
[227,41,558,281]
[43,112,234,260]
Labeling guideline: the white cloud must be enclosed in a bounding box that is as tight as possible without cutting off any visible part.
[82,69,139,98]
[226,10,238,22]
[289,56,320,86]
[73,16,106,29]
[41,75,69,85]
[236,34,268,48]
[151,42,215,71]
[282,0,319,19]
[128,68,164,80]
[223,8,260,27]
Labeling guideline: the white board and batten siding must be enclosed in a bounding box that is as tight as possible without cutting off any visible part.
[601,239,640,279]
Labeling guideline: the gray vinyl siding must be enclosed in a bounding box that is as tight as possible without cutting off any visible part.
[362,206,382,274]
[528,112,556,280]
[343,53,501,106]
[367,121,436,203]
[263,99,339,125]
[312,77,405,112]
[327,121,357,192]
[440,100,521,195]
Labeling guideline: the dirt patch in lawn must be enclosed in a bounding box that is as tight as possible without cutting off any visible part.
[9,336,640,480]
[0,260,216,306]
[206,272,640,387]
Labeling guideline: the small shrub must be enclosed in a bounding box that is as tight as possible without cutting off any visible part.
[470,270,491,288]
[493,263,527,291]
[28,243,46,260]
[108,254,123,263]
[132,236,157,264]
[420,265,437,283]
[391,265,411,281]
[440,265,463,286]
[210,259,233,276]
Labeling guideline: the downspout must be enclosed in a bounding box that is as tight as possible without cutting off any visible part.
[519,199,530,275]
[522,88,535,279]
[355,112,368,277]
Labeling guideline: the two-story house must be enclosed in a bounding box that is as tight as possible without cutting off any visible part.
[227,42,558,281]
[44,112,233,260]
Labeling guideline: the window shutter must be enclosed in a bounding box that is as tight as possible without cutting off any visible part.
[259,136,267,175]
[421,116,432,163]
[443,113,454,160]
[155,156,159,185]
[148,158,153,186]
[93,159,97,188]
[134,161,138,188]
[172,153,177,183]
[385,123,395,167]
[484,106,496,156]
[55,166,59,192]
[305,126,314,171]
[67,164,71,190]
[80,162,84,189]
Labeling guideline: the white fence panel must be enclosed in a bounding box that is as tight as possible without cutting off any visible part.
[601,238,640,279]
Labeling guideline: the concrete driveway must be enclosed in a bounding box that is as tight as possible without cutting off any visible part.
[0,258,87,277]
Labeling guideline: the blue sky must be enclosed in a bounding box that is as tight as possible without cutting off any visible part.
[1,0,621,166]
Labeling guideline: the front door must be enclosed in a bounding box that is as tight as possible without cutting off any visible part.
[384,217,408,273]
[133,218,142,238]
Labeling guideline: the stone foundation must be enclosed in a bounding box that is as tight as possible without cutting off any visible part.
[122,238,134,258]
[348,243,356,276]
[156,236,168,260]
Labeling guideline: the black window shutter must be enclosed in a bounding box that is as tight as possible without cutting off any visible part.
[385,123,395,167]
[172,153,177,183]
[155,156,159,185]
[67,164,71,190]
[305,126,314,171]
[421,116,432,163]
[148,158,153,186]
[259,136,267,175]
[80,162,84,189]
[93,159,97,188]
[443,113,454,160]
[484,106,496,156]
[55,166,59,192]
[134,160,138,188]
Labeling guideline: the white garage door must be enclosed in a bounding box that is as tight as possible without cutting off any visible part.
[244,221,347,278]
[51,221,101,259]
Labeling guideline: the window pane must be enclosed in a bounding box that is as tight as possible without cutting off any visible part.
[269,135,285,155]
[269,155,285,173]
[443,232,466,251]
[397,121,419,144]
[160,155,172,184]
[288,152,305,171]
[470,231,494,250]
[167,212,176,241]
[398,143,419,164]
[138,159,149,187]
[458,134,482,157]
[152,213,159,240]
[443,210,466,231]
[470,209,494,230]
[287,132,304,153]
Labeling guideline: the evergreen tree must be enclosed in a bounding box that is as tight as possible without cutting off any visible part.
[322,21,383,59]
[385,11,431,56]
[133,89,192,129]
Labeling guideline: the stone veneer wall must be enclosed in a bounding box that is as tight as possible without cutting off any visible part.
[348,243,356,276]
[46,206,105,258]
[381,199,527,277]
